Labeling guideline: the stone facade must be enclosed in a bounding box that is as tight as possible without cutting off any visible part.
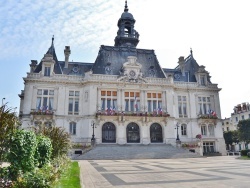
[19,2,226,156]
[222,102,250,151]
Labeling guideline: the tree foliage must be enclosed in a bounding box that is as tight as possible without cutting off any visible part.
[33,126,71,159]
[35,135,52,168]
[223,130,239,148]
[8,129,37,180]
[237,119,250,144]
[0,104,20,162]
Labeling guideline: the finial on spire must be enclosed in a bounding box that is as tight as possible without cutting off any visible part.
[52,35,54,45]
[190,48,193,55]
[124,0,128,12]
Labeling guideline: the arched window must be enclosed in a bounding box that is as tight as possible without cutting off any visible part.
[69,122,76,135]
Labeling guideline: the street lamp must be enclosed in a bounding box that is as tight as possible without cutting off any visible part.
[175,122,180,141]
[91,120,96,142]
[2,98,5,106]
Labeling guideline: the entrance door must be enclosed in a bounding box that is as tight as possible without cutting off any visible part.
[127,123,140,143]
[102,122,116,143]
[150,123,163,143]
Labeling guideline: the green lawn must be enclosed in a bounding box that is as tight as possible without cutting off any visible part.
[53,161,81,188]
[239,156,250,160]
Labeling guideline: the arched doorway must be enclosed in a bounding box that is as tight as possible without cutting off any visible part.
[127,123,140,143]
[102,122,116,143]
[150,123,163,143]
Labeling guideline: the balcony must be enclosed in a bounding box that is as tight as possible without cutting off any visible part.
[96,110,170,122]
[197,114,218,126]
[30,110,54,121]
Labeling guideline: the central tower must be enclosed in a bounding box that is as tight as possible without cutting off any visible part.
[114,1,140,47]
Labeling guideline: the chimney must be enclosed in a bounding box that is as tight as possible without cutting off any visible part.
[29,60,38,73]
[64,46,71,68]
[178,56,185,76]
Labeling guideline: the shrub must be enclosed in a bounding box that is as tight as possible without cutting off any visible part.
[7,130,37,180]
[35,135,52,168]
[12,164,56,188]
[247,152,250,158]
[0,167,13,187]
[240,149,250,156]
[33,126,71,159]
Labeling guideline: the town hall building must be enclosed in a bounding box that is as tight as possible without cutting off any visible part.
[19,1,226,156]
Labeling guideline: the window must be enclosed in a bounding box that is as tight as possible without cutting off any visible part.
[203,142,215,153]
[36,89,54,111]
[208,125,215,136]
[44,66,51,76]
[69,122,76,135]
[44,122,52,128]
[178,96,187,117]
[101,90,117,111]
[242,115,244,120]
[235,117,238,122]
[34,121,42,126]
[198,97,211,115]
[200,76,206,85]
[124,92,140,112]
[147,92,162,113]
[181,124,187,136]
[222,128,224,132]
[201,125,207,136]
[226,127,229,131]
[68,91,79,115]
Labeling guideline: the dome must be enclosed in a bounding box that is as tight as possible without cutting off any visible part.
[121,12,134,19]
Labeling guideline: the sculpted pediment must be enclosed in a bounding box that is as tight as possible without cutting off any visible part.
[118,56,147,83]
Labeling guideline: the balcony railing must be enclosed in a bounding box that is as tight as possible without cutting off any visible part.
[30,110,54,115]
[96,110,170,117]
[198,114,218,119]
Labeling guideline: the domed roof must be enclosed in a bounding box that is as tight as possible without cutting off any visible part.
[121,11,134,19]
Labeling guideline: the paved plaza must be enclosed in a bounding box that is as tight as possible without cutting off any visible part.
[79,156,250,188]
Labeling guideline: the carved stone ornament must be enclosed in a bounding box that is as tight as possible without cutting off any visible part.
[117,56,147,83]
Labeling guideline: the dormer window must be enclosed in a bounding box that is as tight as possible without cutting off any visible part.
[200,75,206,86]
[44,66,51,76]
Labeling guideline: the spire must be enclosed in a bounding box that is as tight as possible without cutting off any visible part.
[124,0,128,12]
[46,35,58,62]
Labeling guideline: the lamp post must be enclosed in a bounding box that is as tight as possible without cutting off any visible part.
[2,98,5,106]
[175,122,180,141]
[91,120,96,143]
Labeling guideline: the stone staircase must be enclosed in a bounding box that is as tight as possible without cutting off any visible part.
[74,144,201,160]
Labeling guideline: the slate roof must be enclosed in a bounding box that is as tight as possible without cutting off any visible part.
[91,45,166,78]
[33,40,206,82]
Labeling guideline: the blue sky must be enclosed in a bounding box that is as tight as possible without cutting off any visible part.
[1,0,250,118]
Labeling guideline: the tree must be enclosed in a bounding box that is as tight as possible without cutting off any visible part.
[0,104,20,163]
[223,130,239,150]
[237,119,250,147]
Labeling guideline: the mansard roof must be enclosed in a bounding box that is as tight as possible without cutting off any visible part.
[163,50,211,83]
[91,45,166,78]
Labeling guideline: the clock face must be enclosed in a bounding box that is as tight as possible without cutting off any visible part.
[73,66,79,73]
[129,70,136,78]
